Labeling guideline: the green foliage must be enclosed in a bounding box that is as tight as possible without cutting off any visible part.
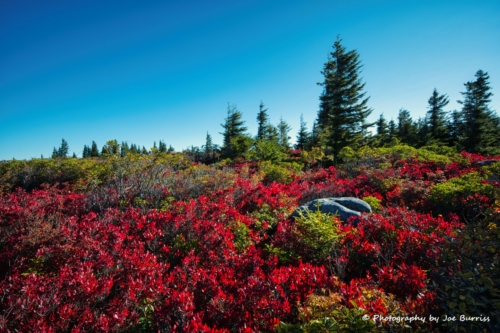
[435,212,500,332]
[293,206,342,261]
[361,196,381,212]
[259,161,294,184]
[221,103,248,158]
[317,36,373,165]
[248,140,287,162]
[229,221,252,253]
[277,297,377,333]
[429,171,495,213]
[458,70,500,155]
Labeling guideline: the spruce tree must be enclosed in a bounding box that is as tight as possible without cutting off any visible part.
[317,36,373,164]
[388,119,397,141]
[121,142,129,157]
[58,139,69,158]
[158,140,167,153]
[277,117,292,149]
[295,114,309,150]
[426,88,450,144]
[91,141,99,157]
[220,103,247,158]
[204,132,214,162]
[256,101,270,141]
[458,70,499,154]
[375,114,389,146]
[397,109,418,146]
[82,145,90,158]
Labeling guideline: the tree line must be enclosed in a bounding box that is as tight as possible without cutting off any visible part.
[49,36,498,163]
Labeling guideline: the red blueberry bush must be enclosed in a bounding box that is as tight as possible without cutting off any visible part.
[0,147,499,332]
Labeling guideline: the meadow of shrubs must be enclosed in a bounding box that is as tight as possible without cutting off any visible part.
[0,145,499,332]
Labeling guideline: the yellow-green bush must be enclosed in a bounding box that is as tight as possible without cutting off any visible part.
[362,196,382,212]
[293,207,343,261]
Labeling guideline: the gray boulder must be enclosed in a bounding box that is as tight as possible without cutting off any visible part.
[290,197,372,223]
[474,159,500,167]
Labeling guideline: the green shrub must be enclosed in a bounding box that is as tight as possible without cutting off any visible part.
[293,206,342,261]
[229,221,252,253]
[260,161,293,184]
[361,196,381,212]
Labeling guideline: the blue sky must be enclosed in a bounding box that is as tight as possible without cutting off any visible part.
[1,0,499,160]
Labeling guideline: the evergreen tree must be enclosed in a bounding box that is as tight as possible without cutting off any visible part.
[72,152,77,158]
[82,145,90,158]
[167,145,175,153]
[416,116,429,147]
[295,114,309,150]
[317,36,373,164]
[397,109,418,145]
[458,70,499,154]
[306,119,321,151]
[448,110,464,148]
[426,88,450,144]
[256,101,270,141]
[375,113,389,146]
[52,147,58,159]
[159,140,167,153]
[204,132,214,155]
[220,103,247,158]
[120,142,129,157]
[58,139,69,158]
[141,146,148,155]
[90,141,99,157]
[388,119,397,140]
[277,117,292,149]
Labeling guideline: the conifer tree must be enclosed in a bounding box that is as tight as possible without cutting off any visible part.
[397,109,418,145]
[90,141,99,157]
[317,36,373,164]
[220,103,247,158]
[426,88,450,144]
[58,139,69,158]
[52,147,58,159]
[204,132,214,155]
[158,140,167,153]
[120,142,129,157]
[256,101,270,141]
[458,70,499,154]
[82,145,90,158]
[277,117,292,149]
[375,114,389,146]
[388,119,397,141]
[295,114,309,150]
[448,110,464,148]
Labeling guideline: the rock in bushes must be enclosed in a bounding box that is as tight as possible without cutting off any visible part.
[290,197,372,223]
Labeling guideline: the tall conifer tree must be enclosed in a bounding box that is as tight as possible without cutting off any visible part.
[220,103,247,158]
[317,36,373,164]
[295,114,309,150]
[426,88,450,144]
[458,70,499,154]
[256,102,270,141]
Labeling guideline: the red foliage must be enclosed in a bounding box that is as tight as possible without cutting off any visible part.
[0,154,495,331]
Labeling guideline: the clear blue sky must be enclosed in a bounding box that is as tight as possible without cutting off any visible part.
[1,0,499,160]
